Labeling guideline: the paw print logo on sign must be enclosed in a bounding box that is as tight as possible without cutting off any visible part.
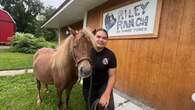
[105,13,116,31]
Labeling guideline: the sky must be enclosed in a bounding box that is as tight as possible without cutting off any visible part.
[0,0,65,9]
[40,0,65,8]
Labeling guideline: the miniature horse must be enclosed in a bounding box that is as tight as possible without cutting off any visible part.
[33,28,97,110]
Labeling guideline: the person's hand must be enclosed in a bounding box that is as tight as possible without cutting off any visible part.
[99,92,110,108]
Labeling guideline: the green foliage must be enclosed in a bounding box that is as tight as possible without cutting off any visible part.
[35,26,57,41]
[11,33,56,54]
[0,0,44,33]
[35,6,57,41]
[0,74,85,110]
[0,0,57,41]
[41,6,56,20]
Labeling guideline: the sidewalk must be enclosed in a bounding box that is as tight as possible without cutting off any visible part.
[114,92,143,110]
[113,90,155,110]
[0,69,33,76]
[0,45,10,49]
[0,69,155,110]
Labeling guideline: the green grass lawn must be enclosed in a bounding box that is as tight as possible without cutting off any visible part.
[0,49,33,70]
[0,74,85,110]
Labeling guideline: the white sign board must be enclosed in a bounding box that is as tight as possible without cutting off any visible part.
[102,0,158,36]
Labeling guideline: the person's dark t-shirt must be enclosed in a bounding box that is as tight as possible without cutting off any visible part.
[83,47,117,89]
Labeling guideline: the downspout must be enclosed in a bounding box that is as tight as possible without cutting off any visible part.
[57,28,61,47]
[83,11,88,28]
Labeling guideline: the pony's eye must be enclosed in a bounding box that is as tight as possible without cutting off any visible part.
[73,44,78,48]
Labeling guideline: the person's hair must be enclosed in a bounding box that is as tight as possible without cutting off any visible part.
[92,28,108,38]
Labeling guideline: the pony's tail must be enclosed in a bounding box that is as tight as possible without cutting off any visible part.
[33,52,38,61]
[33,50,40,68]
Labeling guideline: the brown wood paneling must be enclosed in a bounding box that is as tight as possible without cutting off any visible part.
[87,9,101,30]
[87,0,195,110]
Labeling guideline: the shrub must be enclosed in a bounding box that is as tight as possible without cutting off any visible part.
[11,33,56,53]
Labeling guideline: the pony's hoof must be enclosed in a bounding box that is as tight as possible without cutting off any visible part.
[64,106,72,110]
[37,99,41,105]
[45,90,49,94]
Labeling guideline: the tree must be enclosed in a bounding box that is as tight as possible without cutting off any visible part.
[0,0,57,41]
[34,6,57,41]
[0,0,44,34]
[41,6,56,20]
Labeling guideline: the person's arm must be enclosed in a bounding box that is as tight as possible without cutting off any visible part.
[99,68,116,107]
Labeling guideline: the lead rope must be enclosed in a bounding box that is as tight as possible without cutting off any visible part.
[88,73,92,110]
[88,73,108,110]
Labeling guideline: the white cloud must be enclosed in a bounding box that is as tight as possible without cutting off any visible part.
[40,0,65,8]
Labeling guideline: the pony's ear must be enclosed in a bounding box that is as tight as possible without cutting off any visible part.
[92,29,96,35]
[68,27,76,36]
[85,27,96,35]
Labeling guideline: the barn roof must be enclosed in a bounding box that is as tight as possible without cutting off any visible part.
[41,0,108,29]
[0,9,16,24]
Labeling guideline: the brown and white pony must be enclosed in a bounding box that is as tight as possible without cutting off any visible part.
[33,28,97,110]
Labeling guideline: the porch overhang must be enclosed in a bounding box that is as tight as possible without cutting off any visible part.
[41,0,108,29]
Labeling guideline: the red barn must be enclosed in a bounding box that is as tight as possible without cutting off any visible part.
[0,9,16,45]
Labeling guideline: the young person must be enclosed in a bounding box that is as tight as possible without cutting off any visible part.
[83,28,117,110]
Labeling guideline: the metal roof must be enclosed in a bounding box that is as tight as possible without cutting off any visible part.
[0,9,16,24]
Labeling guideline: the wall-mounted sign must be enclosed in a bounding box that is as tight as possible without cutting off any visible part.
[102,0,160,37]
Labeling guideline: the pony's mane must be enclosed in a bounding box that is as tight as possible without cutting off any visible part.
[82,28,98,51]
[51,36,73,70]
[51,28,97,70]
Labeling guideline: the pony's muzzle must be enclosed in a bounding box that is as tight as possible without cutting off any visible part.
[78,60,92,78]
[80,67,92,78]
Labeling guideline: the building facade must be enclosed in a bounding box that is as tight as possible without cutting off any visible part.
[42,0,195,110]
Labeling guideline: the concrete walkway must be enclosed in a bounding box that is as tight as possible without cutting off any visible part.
[0,45,10,49]
[113,90,155,110]
[0,69,155,110]
[114,92,143,110]
[0,69,33,76]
